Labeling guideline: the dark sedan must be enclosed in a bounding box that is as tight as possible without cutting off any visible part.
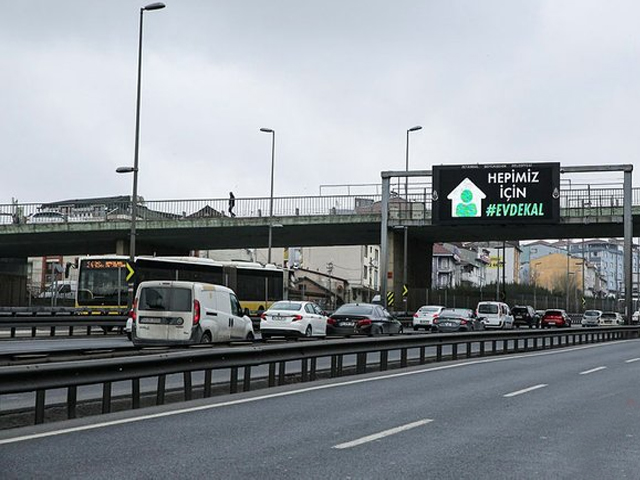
[326,303,403,336]
[431,308,485,333]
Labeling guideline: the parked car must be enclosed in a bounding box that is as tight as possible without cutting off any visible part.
[511,305,540,328]
[599,311,624,326]
[38,281,77,300]
[132,280,254,346]
[260,300,327,340]
[581,309,603,327]
[412,305,445,331]
[327,303,403,336]
[632,311,640,325]
[431,308,485,333]
[476,301,514,329]
[26,210,66,223]
[540,309,572,328]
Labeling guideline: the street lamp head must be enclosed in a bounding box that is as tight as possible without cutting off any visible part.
[260,128,274,133]
[116,166,136,174]
[408,125,423,133]
[143,2,166,11]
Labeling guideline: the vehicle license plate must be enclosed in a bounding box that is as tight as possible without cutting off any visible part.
[340,322,354,327]
[442,322,453,327]
[141,317,162,324]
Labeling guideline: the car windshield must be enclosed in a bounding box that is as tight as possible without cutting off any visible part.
[478,304,498,314]
[441,309,471,317]
[335,305,374,315]
[601,313,616,319]
[584,311,600,317]
[511,307,527,314]
[269,301,302,311]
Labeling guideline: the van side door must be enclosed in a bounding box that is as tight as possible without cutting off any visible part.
[229,293,251,340]
[213,291,232,342]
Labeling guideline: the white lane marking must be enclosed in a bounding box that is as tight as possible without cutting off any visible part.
[333,419,433,449]
[625,358,640,363]
[0,339,635,446]
[503,384,548,398]
[579,366,607,375]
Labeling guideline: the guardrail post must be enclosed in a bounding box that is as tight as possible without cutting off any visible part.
[331,355,338,377]
[49,326,55,337]
[10,326,16,338]
[69,325,74,336]
[513,338,519,353]
[419,346,426,364]
[502,340,508,354]
[356,353,367,374]
[102,382,112,414]
[491,340,497,354]
[380,350,389,371]
[230,367,239,393]
[157,375,166,405]
[479,341,485,357]
[132,379,140,409]
[35,389,45,424]
[67,386,77,419]
[278,362,286,385]
[466,342,472,358]
[400,348,408,368]
[301,359,309,382]
[204,370,212,397]
[184,372,192,401]
[452,344,458,360]
[243,366,251,391]
[436,344,442,362]
[268,363,276,386]
[31,326,36,337]
[310,358,317,381]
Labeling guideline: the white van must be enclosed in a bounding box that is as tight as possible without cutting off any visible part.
[131,280,254,346]
[476,301,514,329]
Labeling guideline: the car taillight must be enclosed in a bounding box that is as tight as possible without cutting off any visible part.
[327,317,336,325]
[433,314,439,319]
[131,300,137,322]
[358,319,372,326]
[260,312,268,320]
[292,314,303,321]
[413,313,418,317]
[432,318,439,324]
[193,299,201,324]
[460,320,468,325]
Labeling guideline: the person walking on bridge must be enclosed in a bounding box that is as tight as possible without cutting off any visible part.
[228,192,236,217]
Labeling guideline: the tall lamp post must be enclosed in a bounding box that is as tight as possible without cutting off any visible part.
[403,125,422,312]
[117,2,166,309]
[260,128,276,264]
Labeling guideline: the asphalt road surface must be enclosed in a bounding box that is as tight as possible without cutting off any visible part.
[2,339,639,479]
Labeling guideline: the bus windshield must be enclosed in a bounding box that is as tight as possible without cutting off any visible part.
[77,259,128,308]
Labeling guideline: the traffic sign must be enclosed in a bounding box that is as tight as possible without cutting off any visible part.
[402,284,408,298]
[125,262,135,282]
[386,291,394,307]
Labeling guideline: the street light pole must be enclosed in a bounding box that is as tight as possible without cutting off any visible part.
[260,128,276,264]
[117,2,165,309]
[403,125,422,312]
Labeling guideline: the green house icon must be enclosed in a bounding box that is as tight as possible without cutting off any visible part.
[447,178,486,218]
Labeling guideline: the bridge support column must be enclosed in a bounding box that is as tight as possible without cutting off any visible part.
[387,230,433,313]
[0,257,29,306]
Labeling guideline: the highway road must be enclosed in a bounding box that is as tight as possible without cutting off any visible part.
[1,339,639,479]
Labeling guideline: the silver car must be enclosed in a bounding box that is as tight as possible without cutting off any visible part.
[581,309,602,327]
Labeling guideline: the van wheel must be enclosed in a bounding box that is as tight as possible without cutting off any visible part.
[245,331,255,341]
[200,332,212,344]
[304,326,313,337]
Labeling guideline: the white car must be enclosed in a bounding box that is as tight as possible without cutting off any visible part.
[476,301,514,329]
[412,305,445,331]
[581,309,602,327]
[260,300,327,340]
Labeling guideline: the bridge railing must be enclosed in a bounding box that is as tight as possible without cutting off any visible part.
[0,187,638,227]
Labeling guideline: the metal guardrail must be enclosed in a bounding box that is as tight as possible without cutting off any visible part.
[0,315,127,338]
[1,326,637,429]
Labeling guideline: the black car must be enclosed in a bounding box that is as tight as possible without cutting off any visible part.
[327,303,403,336]
[431,308,485,333]
[511,305,540,328]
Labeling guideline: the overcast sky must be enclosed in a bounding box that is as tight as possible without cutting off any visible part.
[2,0,639,204]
